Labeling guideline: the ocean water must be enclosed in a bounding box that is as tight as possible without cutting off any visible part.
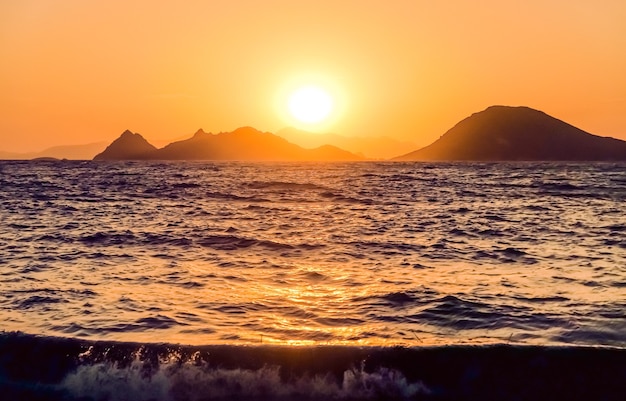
[1,160,625,400]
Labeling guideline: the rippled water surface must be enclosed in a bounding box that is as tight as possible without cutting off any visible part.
[1,160,625,347]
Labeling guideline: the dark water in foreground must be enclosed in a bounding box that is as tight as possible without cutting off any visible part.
[1,332,625,401]
[1,160,625,399]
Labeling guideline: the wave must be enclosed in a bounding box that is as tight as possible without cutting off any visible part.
[197,234,296,251]
[246,181,330,192]
[66,231,313,252]
[1,332,624,401]
[204,191,270,203]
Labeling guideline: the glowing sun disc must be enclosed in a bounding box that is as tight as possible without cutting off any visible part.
[287,86,333,124]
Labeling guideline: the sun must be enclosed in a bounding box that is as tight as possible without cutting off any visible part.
[287,86,334,124]
[275,75,345,130]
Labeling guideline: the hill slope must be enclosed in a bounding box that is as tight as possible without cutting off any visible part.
[395,106,626,161]
[276,128,417,159]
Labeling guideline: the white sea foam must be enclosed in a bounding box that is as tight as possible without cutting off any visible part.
[61,361,430,401]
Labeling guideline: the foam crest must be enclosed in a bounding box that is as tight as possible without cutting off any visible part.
[61,361,429,401]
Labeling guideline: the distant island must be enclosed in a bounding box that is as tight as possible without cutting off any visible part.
[94,127,363,161]
[395,106,626,161]
[0,142,107,160]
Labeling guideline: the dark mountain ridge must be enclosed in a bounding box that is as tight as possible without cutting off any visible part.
[93,130,157,160]
[94,127,362,161]
[93,107,626,162]
[395,106,626,161]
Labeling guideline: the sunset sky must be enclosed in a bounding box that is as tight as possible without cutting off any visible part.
[2,0,625,153]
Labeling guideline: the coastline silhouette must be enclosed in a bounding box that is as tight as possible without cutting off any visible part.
[91,106,626,162]
[3,105,625,161]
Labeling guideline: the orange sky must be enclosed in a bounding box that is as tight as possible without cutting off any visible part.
[1,0,625,152]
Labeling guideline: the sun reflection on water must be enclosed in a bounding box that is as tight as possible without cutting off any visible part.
[2,162,625,347]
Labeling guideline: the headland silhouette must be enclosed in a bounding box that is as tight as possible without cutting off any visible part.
[395,106,626,161]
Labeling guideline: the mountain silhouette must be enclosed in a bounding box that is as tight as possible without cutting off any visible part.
[94,127,363,161]
[0,142,107,160]
[394,106,626,161]
[276,127,417,159]
[94,130,157,160]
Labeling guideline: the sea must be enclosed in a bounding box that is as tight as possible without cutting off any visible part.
[1,160,625,400]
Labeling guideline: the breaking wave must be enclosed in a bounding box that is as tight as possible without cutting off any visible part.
[1,332,625,401]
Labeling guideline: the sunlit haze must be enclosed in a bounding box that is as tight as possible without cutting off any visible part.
[2,2,626,395]
[1,0,625,152]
